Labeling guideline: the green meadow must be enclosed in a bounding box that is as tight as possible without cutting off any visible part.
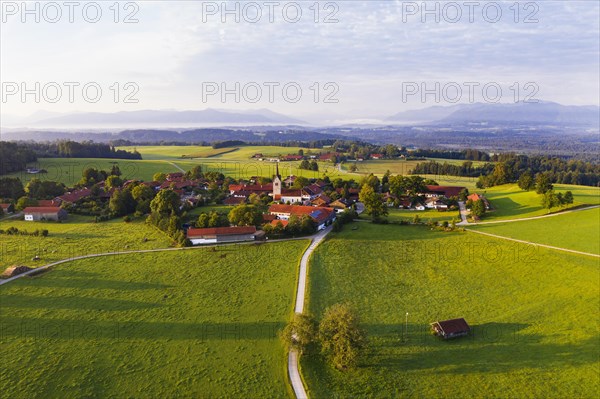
[0,215,173,267]
[302,223,599,398]
[360,208,461,224]
[471,207,600,255]
[4,158,182,186]
[478,183,600,221]
[0,240,308,398]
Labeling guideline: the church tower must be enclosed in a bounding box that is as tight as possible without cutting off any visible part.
[273,162,282,196]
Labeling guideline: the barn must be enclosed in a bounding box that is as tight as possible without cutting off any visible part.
[430,318,471,339]
[186,226,258,245]
[23,207,68,222]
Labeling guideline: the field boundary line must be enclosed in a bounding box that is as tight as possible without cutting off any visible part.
[465,228,600,258]
[473,205,600,225]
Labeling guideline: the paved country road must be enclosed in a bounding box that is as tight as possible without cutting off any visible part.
[289,226,332,399]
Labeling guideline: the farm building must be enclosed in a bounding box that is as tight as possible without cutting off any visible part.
[430,318,471,339]
[423,185,466,198]
[467,193,491,210]
[268,204,336,230]
[186,226,259,245]
[23,207,68,221]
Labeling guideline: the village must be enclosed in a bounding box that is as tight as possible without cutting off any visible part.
[1,160,491,247]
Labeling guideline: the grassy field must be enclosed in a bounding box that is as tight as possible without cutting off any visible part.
[118,145,323,161]
[4,158,181,186]
[470,207,600,255]
[0,240,308,398]
[341,158,489,176]
[0,215,174,267]
[302,223,599,398]
[478,183,600,222]
[360,208,461,224]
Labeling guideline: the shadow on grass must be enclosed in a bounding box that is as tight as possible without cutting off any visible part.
[0,294,163,311]
[361,322,599,373]
[0,316,283,341]
[24,270,174,291]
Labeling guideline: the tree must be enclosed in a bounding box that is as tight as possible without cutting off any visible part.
[110,165,122,176]
[109,189,136,216]
[15,196,38,211]
[349,164,358,172]
[535,172,554,194]
[196,213,210,228]
[0,177,25,199]
[319,303,367,370]
[299,160,311,170]
[310,160,319,171]
[186,165,203,180]
[150,189,180,215]
[280,313,318,355]
[131,184,155,202]
[518,171,534,191]
[153,172,167,182]
[541,190,559,212]
[105,175,123,189]
[292,176,309,189]
[359,184,387,220]
[228,204,262,226]
[24,179,66,199]
[471,199,486,218]
[563,191,574,205]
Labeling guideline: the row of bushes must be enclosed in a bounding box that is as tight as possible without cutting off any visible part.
[0,227,49,236]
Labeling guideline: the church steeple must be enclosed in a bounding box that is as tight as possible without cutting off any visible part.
[273,162,282,196]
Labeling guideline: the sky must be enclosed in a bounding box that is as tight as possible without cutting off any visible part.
[1,0,599,124]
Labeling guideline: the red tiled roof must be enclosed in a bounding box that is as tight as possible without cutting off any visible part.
[37,200,59,207]
[268,204,335,224]
[56,188,92,203]
[23,207,63,214]
[224,196,246,205]
[187,226,256,238]
[426,185,466,198]
[467,193,482,201]
[270,219,289,227]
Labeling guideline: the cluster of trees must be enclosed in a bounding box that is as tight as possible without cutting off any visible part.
[332,209,358,232]
[280,303,367,370]
[0,177,26,200]
[28,141,142,159]
[298,159,319,171]
[412,160,493,178]
[196,211,229,228]
[146,189,189,246]
[24,179,66,199]
[466,198,487,218]
[359,184,388,221]
[0,226,49,237]
[409,148,491,161]
[262,214,316,236]
[0,142,37,174]
[541,190,574,212]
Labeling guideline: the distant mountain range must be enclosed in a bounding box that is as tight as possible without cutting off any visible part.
[386,101,600,127]
[1,108,304,127]
[2,101,598,131]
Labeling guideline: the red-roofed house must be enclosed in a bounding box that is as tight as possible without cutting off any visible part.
[186,226,258,245]
[423,185,466,198]
[467,193,490,209]
[23,207,67,221]
[37,200,60,207]
[268,204,336,230]
[430,318,471,340]
[371,153,384,160]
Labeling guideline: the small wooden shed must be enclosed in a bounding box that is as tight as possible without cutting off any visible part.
[431,318,471,339]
